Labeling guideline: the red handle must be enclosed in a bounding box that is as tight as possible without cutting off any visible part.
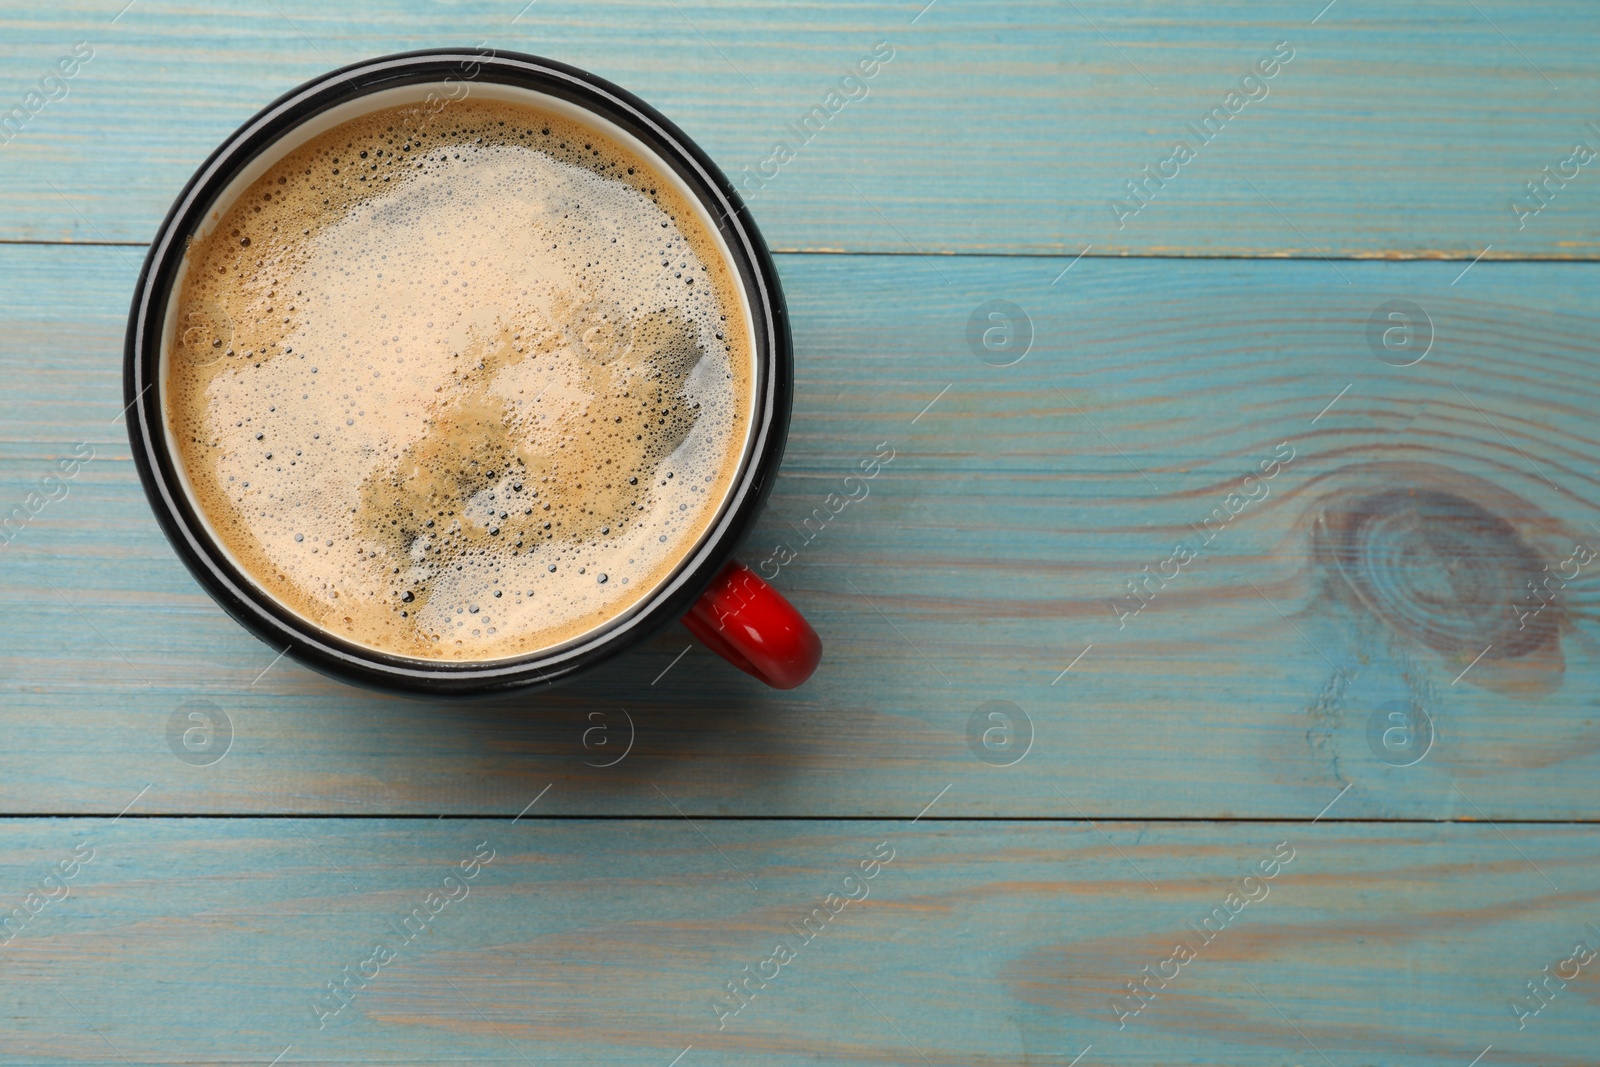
[681,560,822,689]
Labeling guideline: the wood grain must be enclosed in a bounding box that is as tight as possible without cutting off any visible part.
[1,818,1596,1066]
[3,244,1598,818]
[2,6,1597,1064]
[2,1,1600,255]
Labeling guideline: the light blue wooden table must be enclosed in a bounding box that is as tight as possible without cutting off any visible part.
[3,1,1598,1064]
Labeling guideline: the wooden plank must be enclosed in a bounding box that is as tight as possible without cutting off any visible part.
[3,244,1598,818]
[2,0,1599,255]
[0,818,1596,1065]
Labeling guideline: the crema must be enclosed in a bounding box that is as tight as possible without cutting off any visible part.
[166,97,753,660]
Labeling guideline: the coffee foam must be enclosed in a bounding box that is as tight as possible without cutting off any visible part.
[165,97,753,660]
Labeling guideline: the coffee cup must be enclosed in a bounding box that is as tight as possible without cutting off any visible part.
[125,49,820,693]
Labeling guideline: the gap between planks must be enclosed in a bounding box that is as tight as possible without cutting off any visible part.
[1,813,1597,824]
[5,239,1600,264]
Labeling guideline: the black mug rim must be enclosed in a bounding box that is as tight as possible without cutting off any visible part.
[124,49,792,696]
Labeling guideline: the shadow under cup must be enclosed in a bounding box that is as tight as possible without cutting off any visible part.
[124,50,799,696]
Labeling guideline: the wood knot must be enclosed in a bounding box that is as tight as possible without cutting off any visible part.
[1313,486,1555,660]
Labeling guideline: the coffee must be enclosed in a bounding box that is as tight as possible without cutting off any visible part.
[165,96,754,660]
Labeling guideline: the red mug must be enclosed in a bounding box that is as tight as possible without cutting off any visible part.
[124,50,821,694]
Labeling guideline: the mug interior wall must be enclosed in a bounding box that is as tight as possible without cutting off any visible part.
[157,79,761,665]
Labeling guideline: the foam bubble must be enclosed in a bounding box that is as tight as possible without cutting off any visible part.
[167,98,753,660]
